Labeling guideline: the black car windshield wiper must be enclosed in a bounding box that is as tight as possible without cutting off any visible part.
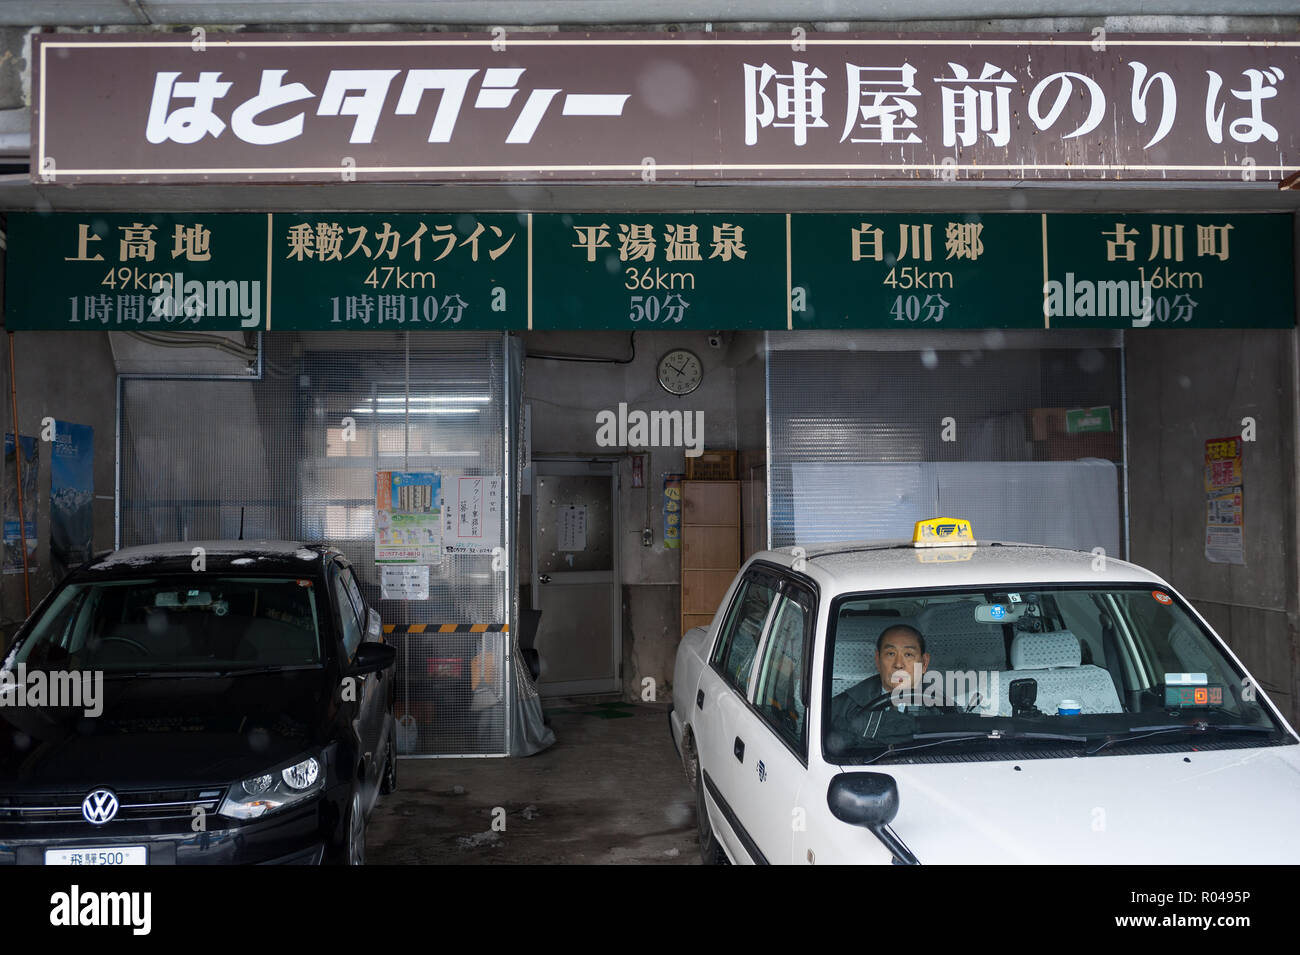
[860,729,1090,764]
[106,663,319,678]
[1086,721,1278,756]
[105,669,218,679]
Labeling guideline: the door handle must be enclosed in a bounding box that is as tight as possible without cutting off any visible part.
[538,574,552,584]
[696,689,704,710]
[733,736,745,762]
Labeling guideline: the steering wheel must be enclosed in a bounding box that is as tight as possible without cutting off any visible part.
[861,686,971,716]
[98,635,148,655]
[861,688,922,712]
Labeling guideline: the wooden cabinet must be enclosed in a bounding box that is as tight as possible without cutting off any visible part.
[680,480,742,639]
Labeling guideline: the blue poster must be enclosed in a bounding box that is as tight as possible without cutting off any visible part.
[50,421,94,575]
[3,433,38,574]
[376,470,442,563]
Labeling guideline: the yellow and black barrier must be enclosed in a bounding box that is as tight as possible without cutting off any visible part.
[381,623,510,635]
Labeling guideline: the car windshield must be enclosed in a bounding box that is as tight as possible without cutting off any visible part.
[7,576,323,674]
[822,585,1290,763]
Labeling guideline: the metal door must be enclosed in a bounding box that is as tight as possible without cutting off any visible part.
[531,459,620,696]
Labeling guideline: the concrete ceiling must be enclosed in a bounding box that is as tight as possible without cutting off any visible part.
[4,0,1300,25]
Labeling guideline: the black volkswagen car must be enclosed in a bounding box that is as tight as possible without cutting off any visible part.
[0,540,396,865]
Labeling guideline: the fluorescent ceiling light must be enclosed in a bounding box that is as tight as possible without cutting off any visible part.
[377,451,480,457]
[350,407,480,415]
[372,395,491,403]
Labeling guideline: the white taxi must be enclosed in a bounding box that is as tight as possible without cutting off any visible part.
[669,519,1300,864]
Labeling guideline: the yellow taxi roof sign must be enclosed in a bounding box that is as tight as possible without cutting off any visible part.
[912,518,976,547]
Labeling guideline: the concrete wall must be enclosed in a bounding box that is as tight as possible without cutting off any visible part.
[0,329,118,634]
[1126,328,1300,726]
[521,329,765,700]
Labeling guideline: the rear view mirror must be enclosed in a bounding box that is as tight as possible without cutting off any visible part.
[156,590,212,608]
[827,773,919,865]
[974,602,1028,624]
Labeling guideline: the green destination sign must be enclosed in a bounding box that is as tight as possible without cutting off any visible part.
[1044,214,1294,329]
[790,214,1045,329]
[271,213,528,331]
[5,213,1294,331]
[6,213,268,331]
[531,214,785,330]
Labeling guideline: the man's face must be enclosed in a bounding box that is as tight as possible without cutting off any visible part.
[876,629,930,690]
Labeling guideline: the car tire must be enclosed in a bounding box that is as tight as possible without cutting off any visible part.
[694,757,727,865]
[380,727,398,795]
[682,729,700,791]
[346,792,366,866]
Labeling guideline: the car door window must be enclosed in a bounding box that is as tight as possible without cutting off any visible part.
[754,592,811,753]
[334,574,364,662]
[340,565,368,635]
[710,574,779,694]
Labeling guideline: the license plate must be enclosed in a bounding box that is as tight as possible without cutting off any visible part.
[45,846,147,866]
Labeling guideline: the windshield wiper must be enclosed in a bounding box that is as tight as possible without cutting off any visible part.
[105,670,217,679]
[106,664,314,678]
[860,729,1090,764]
[911,730,1090,743]
[1087,722,1277,756]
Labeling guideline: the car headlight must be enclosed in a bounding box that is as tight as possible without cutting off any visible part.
[220,755,324,820]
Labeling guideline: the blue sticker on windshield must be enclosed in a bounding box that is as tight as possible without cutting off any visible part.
[989,604,1006,619]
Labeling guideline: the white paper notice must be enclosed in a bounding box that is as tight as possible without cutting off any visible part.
[380,564,430,601]
[558,505,587,552]
[1205,524,1245,565]
[443,476,503,555]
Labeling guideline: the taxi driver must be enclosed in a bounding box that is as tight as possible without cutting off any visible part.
[830,624,930,741]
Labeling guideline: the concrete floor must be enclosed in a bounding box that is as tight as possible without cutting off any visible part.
[366,700,700,864]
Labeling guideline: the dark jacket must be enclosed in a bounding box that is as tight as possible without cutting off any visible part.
[828,674,917,744]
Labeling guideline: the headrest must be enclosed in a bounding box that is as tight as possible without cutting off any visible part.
[836,615,921,649]
[1011,630,1081,670]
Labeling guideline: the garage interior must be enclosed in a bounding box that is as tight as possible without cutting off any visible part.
[2,321,1295,741]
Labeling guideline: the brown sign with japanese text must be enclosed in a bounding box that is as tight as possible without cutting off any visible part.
[32,32,1300,184]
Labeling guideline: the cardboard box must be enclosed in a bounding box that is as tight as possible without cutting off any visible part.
[1043,433,1121,461]
[1029,407,1070,441]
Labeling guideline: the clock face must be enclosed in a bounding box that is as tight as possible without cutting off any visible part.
[657,349,703,396]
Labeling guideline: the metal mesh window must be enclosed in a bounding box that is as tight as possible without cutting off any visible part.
[767,335,1126,556]
[119,331,510,755]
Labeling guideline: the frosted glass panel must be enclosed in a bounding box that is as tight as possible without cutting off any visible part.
[793,460,1119,554]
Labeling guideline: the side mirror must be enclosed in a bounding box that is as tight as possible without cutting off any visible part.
[827,773,920,865]
[366,608,382,640]
[352,641,396,675]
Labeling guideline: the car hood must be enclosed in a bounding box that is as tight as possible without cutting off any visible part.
[847,743,1300,864]
[0,669,333,790]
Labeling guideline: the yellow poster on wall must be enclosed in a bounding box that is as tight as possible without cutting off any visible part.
[1204,437,1244,565]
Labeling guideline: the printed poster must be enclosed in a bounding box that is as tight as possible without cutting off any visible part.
[380,564,430,601]
[558,504,587,552]
[443,475,503,555]
[3,434,38,574]
[1204,436,1244,565]
[50,421,94,577]
[376,470,442,564]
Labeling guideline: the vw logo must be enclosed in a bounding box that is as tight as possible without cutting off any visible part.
[82,789,119,825]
